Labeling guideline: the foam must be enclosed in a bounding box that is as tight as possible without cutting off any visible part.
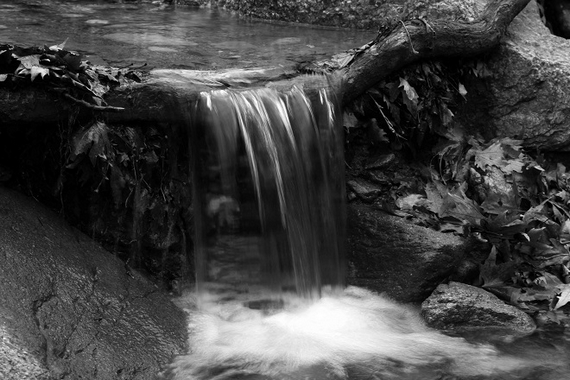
[168,287,532,380]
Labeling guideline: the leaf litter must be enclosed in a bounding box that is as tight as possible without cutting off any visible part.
[396,133,570,324]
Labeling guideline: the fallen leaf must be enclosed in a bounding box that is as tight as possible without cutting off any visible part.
[396,194,426,210]
[473,141,503,170]
[553,285,570,310]
[17,55,40,70]
[501,159,525,174]
[49,38,69,52]
[480,246,517,288]
[30,65,49,81]
[458,82,467,96]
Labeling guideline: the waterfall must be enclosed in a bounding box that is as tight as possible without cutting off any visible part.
[169,80,545,380]
[191,83,346,307]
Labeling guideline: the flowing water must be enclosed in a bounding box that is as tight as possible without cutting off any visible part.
[1,1,570,379]
[191,82,346,305]
[0,0,374,70]
[170,83,570,380]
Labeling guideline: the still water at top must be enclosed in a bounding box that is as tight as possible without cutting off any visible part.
[0,0,374,70]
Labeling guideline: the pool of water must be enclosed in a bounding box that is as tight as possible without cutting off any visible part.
[171,287,570,380]
[0,0,374,70]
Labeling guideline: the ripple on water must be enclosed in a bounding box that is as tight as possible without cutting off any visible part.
[272,37,302,45]
[102,32,198,47]
[148,46,178,52]
[85,19,109,25]
[211,41,258,50]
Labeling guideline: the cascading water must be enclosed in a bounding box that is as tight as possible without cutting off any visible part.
[169,81,569,380]
[190,83,346,307]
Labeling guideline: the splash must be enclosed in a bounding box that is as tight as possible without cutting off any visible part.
[174,82,567,380]
[168,287,537,380]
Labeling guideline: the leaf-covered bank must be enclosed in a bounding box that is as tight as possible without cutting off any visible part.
[0,42,193,291]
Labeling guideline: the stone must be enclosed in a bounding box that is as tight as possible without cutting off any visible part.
[347,204,467,303]
[421,281,536,335]
[0,187,188,380]
[457,1,570,151]
[346,179,382,202]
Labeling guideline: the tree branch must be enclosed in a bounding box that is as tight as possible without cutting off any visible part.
[338,0,532,106]
[63,93,125,112]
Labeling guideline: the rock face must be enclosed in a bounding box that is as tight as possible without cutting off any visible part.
[422,282,536,335]
[0,187,188,380]
[457,1,570,151]
[347,204,467,303]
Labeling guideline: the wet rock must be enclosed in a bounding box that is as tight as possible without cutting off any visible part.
[347,204,466,303]
[457,1,570,151]
[421,282,536,335]
[0,187,187,379]
[346,179,382,202]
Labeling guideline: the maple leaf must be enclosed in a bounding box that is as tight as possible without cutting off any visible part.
[439,187,485,225]
[473,141,504,170]
[500,159,525,174]
[17,55,40,70]
[30,65,49,81]
[68,121,112,168]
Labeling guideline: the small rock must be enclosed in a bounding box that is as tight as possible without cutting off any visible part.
[346,179,381,202]
[366,170,390,185]
[421,282,536,336]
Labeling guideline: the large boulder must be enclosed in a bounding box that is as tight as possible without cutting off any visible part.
[0,187,187,380]
[421,282,536,336]
[347,204,467,303]
[458,1,570,151]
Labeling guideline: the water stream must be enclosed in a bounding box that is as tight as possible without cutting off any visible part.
[172,84,570,380]
[2,1,570,379]
[0,0,374,70]
[191,83,346,306]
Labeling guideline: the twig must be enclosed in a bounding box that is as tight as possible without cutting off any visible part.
[400,20,419,54]
[63,93,124,112]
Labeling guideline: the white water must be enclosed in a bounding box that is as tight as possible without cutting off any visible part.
[176,84,569,380]
[167,287,548,380]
